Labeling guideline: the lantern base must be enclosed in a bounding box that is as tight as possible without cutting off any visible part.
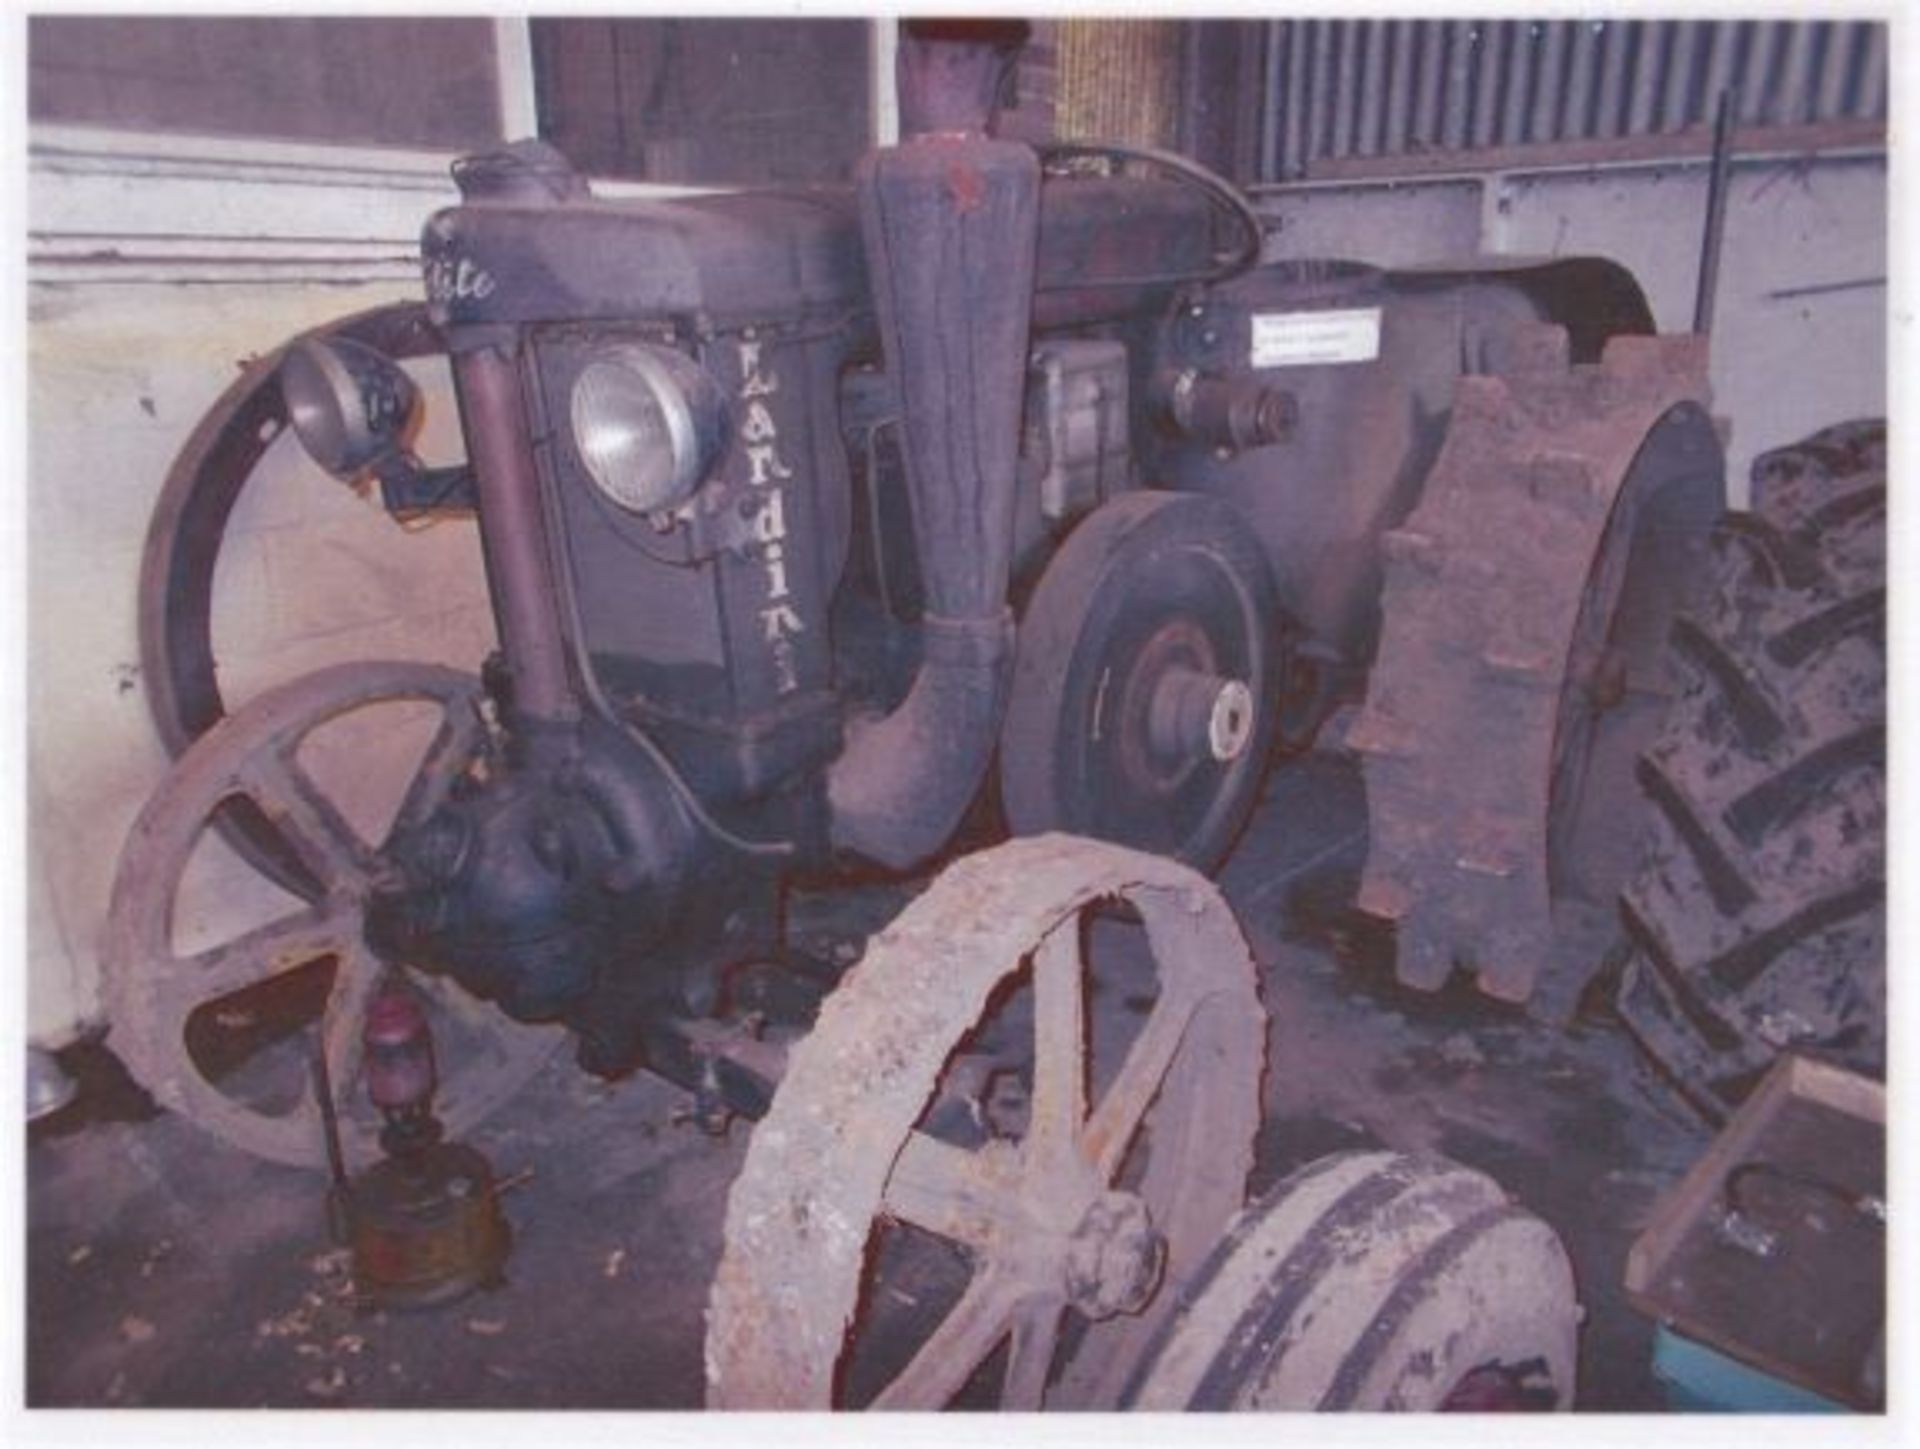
[348,1139,511,1312]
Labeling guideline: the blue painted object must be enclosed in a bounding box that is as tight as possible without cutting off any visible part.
[1652,1327,1849,1414]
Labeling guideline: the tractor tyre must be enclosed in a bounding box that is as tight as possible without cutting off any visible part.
[1121,1151,1578,1411]
[1616,420,1886,1122]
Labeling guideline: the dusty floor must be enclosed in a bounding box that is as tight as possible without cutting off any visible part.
[26,751,1719,1411]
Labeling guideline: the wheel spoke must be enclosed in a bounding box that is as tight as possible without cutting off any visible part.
[1026,917,1087,1171]
[883,1131,1023,1252]
[241,751,379,889]
[174,897,361,1005]
[871,1269,1022,1410]
[391,702,484,838]
[1003,1295,1066,1410]
[1083,984,1201,1183]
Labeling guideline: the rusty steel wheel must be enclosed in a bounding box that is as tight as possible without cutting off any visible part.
[139,302,449,897]
[1000,493,1280,871]
[1123,1151,1579,1411]
[104,660,559,1169]
[1353,325,1724,1006]
[705,834,1265,1409]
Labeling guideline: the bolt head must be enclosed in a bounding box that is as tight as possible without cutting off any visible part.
[1062,1192,1165,1320]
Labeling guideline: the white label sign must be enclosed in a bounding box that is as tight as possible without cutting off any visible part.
[1249,308,1382,368]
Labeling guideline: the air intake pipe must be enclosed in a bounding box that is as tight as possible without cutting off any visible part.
[828,21,1039,868]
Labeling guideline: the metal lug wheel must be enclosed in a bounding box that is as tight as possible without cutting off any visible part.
[104,660,559,1168]
[1000,492,1281,871]
[1124,1151,1579,1411]
[705,833,1265,1409]
[1355,327,1724,1004]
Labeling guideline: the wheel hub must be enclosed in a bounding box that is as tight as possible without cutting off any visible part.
[1062,1190,1166,1320]
[1148,667,1255,764]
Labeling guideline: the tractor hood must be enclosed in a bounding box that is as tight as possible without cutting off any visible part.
[421,188,868,331]
[422,162,1222,335]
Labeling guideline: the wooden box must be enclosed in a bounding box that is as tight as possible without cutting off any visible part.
[1625,1054,1885,1412]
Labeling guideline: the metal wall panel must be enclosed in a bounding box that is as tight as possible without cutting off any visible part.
[1257,19,1889,179]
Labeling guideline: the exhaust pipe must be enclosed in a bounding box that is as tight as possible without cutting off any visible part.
[828,20,1038,869]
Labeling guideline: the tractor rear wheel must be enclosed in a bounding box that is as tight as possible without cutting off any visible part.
[1616,420,1886,1121]
[1353,325,1724,1006]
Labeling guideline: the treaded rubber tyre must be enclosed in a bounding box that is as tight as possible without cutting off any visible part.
[1120,1151,1578,1411]
[1616,420,1885,1121]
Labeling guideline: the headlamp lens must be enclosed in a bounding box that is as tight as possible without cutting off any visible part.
[570,345,722,515]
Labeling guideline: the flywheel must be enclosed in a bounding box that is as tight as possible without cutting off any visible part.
[705,833,1264,1409]
[103,660,559,1168]
[1352,324,1724,1004]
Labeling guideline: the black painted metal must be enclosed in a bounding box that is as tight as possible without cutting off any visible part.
[825,45,1041,870]
[1693,87,1736,336]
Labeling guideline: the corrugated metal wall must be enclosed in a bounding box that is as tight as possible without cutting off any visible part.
[1259,19,1889,179]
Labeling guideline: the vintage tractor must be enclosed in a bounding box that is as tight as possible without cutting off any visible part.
[102,20,1723,1407]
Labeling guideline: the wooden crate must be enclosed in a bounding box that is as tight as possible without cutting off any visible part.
[1626,1054,1884,1411]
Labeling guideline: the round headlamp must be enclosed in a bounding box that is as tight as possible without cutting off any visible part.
[281,337,420,480]
[569,344,727,516]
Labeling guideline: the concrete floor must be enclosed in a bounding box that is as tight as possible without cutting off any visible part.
[26,750,1719,1412]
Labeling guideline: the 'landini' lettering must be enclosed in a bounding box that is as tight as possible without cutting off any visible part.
[739,338,802,694]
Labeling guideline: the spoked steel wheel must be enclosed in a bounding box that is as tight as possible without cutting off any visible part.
[1000,493,1281,871]
[104,660,558,1168]
[1124,1151,1579,1411]
[705,834,1265,1409]
[139,302,450,895]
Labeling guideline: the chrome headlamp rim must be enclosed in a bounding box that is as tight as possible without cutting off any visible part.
[568,342,716,517]
[282,336,418,480]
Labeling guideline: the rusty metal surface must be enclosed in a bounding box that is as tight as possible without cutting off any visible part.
[704,833,1263,1409]
[1352,324,1719,1003]
[894,18,1029,137]
[1123,1150,1578,1410]
[452,346,578,726]
[103,661,559,1168]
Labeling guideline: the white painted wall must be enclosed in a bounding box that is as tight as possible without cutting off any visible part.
[26,133,496,1044]
[1258,145,1888,499]
[1504,155,1887,494]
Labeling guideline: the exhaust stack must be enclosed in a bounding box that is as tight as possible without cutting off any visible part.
[828,20,1039,868]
